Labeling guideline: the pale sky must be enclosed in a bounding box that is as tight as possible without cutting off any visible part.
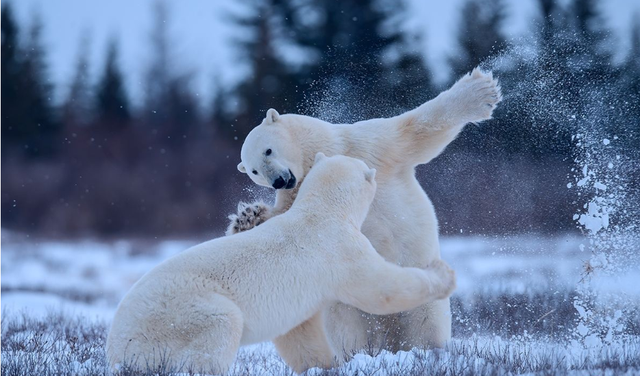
[8,0,640,108]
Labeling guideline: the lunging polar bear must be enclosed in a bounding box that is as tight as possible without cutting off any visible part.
[229,68,501,370]
[106,154,456,374]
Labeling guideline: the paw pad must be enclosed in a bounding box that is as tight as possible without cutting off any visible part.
[226,202,270,235]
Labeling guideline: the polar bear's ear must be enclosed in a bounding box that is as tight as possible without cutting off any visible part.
[237,162,247,173]
[364,168,376,183]
[314,152,326,165]
[265,108,280,125]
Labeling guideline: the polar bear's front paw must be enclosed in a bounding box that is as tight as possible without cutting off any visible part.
[427,259,457,300]
[449,67,502,124]
[226,202,271,236]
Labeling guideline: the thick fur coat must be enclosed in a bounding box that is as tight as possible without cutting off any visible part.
[106,154,456,374]
[229,68,501,371]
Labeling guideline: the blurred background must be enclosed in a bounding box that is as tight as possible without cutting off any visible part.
[2,0,639,239]
[2,4,640,372]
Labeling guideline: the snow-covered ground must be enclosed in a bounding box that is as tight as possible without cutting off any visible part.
[2,233,639,375]
[1,233,632,318]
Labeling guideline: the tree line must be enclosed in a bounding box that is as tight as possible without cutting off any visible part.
[2,0,639,237]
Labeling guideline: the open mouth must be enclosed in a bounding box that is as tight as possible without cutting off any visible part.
[272,169,297,190]
[284,173,297,189]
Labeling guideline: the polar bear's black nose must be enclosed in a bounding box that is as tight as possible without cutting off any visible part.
[272,177,286,189]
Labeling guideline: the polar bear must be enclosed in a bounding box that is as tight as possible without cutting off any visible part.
[228,68,501,369]
[106,153,457,375]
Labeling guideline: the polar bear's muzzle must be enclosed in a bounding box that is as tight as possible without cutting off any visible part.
[271,169,297,190]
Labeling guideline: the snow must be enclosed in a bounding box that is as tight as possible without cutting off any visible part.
[0,236,543,314]
[4,234,638,318]
[0,292,108,321]
[2,233,639,375]
[1,237,198,320]
[577,201,610,234]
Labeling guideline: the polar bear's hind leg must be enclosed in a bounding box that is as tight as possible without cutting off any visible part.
[123,292,244,374]
[178,293,244,374]
[273,311,338,373]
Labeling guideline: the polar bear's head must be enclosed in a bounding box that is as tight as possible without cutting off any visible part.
[237,109,303,190]
[298,153,377,221]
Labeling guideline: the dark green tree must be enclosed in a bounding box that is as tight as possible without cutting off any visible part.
[305,0,396,118]
[144,0,200,145]
[225,0,435,133]
[223,0,297,140]
[266,0,428,122]
[1,3,22,155]
[619,17,640,152]
[569,0,612,79]
[207,75,228,138]
[95,39,131,128]
[7,12,59,157]
[300,0,396,80]
[625,17,640,99]
[627,17,640,78]
[449,0,508,79]
[387,31,434,111]
[485,0,610,160]
[62,35,93,128]
[144,0,171,118]
[164,73,200,141]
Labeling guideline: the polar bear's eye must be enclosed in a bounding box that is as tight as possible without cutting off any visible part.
[252,170,258,175]
[265,149,272,156]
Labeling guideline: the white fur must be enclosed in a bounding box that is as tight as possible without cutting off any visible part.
[230,68,502,370]
[106,155,456,375]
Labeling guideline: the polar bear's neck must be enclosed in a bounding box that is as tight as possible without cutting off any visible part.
[289,169,369,229]
[273,115,355,215]
[281,115,347,173]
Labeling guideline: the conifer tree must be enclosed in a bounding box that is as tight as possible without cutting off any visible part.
[621,17,640,151]
[14,13,59,157]
[270,0,427,121]
[625,17,640,98]
[1,3,22,153]
[570,0,612,78]
[226,0,295,139]
[449,0,508,79]
[389,32,434,110]
[95,39,131,128]
[63,35,93,127]
[144,0,199,145]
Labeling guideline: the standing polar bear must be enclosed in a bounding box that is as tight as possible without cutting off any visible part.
[106,154,456,374]
[229,68,501,370]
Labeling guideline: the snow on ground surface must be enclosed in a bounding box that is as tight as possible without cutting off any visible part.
[3,234,636,318]
[2,232,640,375]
